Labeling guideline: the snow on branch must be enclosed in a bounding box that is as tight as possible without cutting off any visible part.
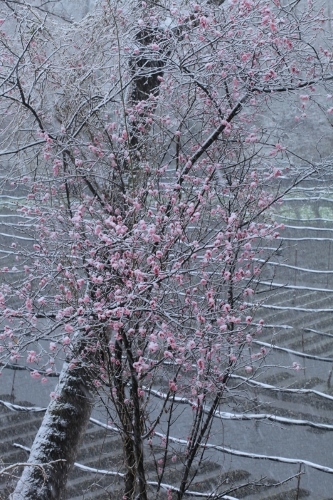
[0,362,60,376]
[0,400,46,413]
[0,459,65,478]
[12,443,239,499]
[282,197,333,203]
[252,303,333,312]
[0,140,46,156]
[147,481,240,500]
[253,341,333,363]
[0,232,34,241]
[142,389,333,430]
[280,237,333,242]
[252,320,333,340]
[230,375,333,402]
[7,394,333,441]
[253,259,333,274]
[258,323,333,340]
[212,411,333,431]
[254,323,293,330]
[164,437,333,475]
[304,327,333,339]
[258,281,333,294]
[283,225,333,232]
[276,215,333,224]
[44,415,333,478]
[73,462,125,478]
[89,417,120,433]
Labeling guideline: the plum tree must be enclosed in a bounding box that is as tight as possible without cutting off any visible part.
[0,0,331,498]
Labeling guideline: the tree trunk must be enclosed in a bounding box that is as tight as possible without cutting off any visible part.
[11,361,93,500]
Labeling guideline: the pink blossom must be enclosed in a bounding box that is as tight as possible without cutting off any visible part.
[197,358,205,372]
[200,16,209,28]
[30,370,41,379]
[25,298,33,311]
[27,351,37,363]
[169,380,177,392]
[148,341,159,353]
[241,52,251,62]
[187,340,196,350]
[10,352,21,362]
